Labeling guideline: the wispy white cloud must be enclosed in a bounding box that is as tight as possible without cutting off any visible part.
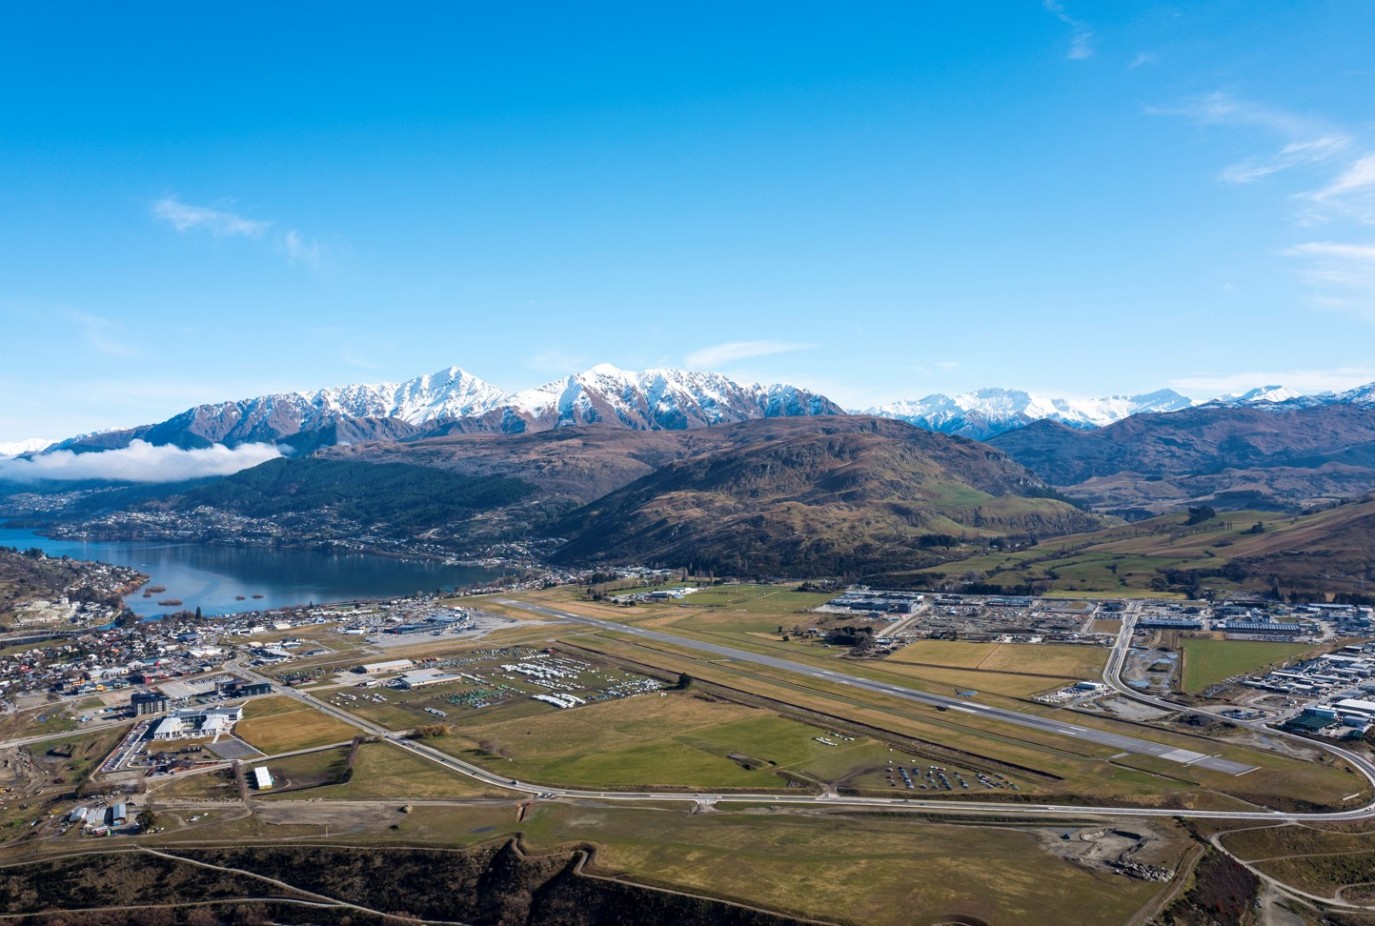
[1283,241,1375,317]
[152,197,271,238]
[281,229,325,267]
[1299,153,1375,224]
[341,346,382,370]
[1220,135,1350,184]
[0,440,282,483]
[1149,92,1365,197]
[1127,52,1156,70]
[152,196,328,267]
[684,340,815,368]
[1150,91,1375,312]
[524,347,592,375]
[1043,0,1094,60]
[68,309,138,358]
[899,360,961,381]
[1286,241,1375,262]
[1147,92,1315,136]
[1168,367,1375,397]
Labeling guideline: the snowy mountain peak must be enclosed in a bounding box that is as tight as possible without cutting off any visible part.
[864,387,1195,439]
[1220,385,1302,405]
[305,366,507,424]
[1339,383,1375,405]
[1200,383,1352,411]
[585,362,631,377]
[504,366,843,431]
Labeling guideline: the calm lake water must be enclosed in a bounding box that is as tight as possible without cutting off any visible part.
[0,527,508,617]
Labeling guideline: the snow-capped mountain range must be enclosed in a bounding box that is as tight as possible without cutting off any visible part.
[1204,383,1375,409]
[499,364,840,431]
[862,388,1196,440]
[863,382,1375,439]
[48,364,845,453]
[22,366,1375,456]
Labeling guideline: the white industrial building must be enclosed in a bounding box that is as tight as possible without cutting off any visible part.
[147,705,243,741]
[1333,698,1375,723]
[252,766,273,790]
[358,659,413,675]
[395,668,460,689]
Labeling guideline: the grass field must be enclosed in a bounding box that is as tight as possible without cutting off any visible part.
[1219,824,1375,898]
[240,695,309,720]
[530,583,829,635]
[252,746,350,791]
[433,690,906,791]
[523,588,1103,704]
[1178,638,1318,693]
[267,741,518,800]
[913,509,1307,597]
[127,799,1188,926]
[234,697,358,754]
[887,640,1109,679]
[556,631,1369,811]
[1220,824,1375,861]
[40,726,126,785]
[869,662,1077,699]
[657,585,835,614]
[151,766,239,801]
[515,804,1186,926]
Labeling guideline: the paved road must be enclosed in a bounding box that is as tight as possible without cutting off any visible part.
[499,599,1255,775]
[0,717,133,751]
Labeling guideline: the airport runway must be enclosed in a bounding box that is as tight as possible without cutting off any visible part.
[498,599,1256,775]
[148,638,1375,822]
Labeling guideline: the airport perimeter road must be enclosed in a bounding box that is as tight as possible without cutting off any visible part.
[221,623,1375,823]
[497,600,1255,775]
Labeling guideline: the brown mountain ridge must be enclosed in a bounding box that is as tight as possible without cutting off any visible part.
[987,403,1375,514]
[326,416,1104,574]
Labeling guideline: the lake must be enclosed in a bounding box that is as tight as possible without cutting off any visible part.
[0,527,509,617]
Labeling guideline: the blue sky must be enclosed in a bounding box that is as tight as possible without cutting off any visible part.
[3,2,1375,442]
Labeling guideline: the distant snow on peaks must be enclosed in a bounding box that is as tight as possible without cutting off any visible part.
[504,364,842,431]
[309,365,508,423]
[1209,385,1303,406]
[35,361,1375,456]
[1202,382,1375,411]
[863,388,1196,440]
[48,364,845,453]
[1340,383,1375,406]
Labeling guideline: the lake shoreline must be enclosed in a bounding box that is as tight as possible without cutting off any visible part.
[0,526,511,619]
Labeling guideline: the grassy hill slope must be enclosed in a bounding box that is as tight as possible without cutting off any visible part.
[910,495,1375,600]
[549,423,1103,575]
[988,403,1375,514]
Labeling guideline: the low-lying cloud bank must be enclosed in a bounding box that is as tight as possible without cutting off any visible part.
[0,440,282,483]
